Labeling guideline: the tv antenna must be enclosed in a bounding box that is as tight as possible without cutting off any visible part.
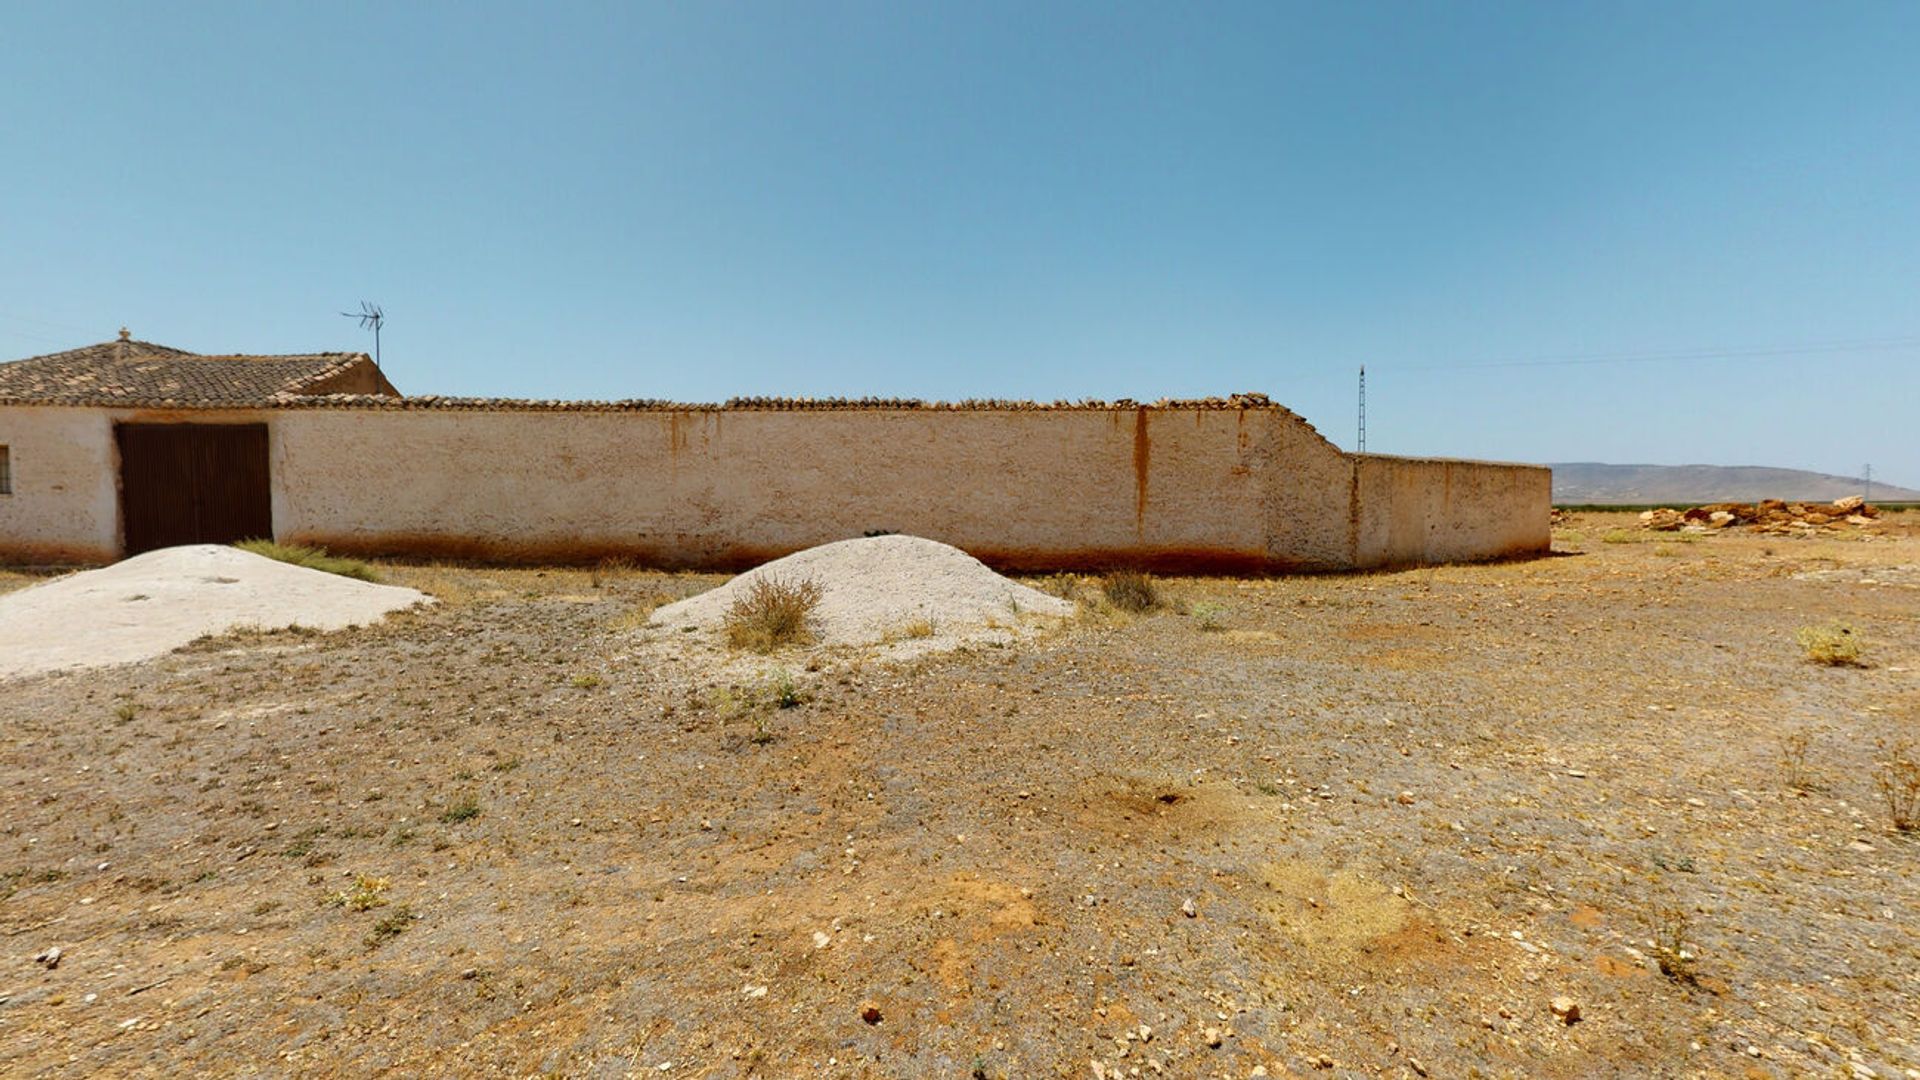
[1357,365,1367,454]
[1863,463,1872,502]
[339,301,385,369]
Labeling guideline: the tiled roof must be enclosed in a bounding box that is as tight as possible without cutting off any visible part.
[259,391,1290,413]
[252,390,1334,448]
[0,338,382,407]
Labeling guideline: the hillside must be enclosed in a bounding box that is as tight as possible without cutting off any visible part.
[1550,462,1918,505]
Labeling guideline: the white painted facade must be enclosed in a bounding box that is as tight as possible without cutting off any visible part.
[0,402,1550,570]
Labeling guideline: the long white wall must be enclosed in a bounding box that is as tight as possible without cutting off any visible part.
[272,407,1360,571]
[1351,454,1552,568]
[0,403,1551,570]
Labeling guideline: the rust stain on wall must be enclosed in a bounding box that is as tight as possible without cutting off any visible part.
[0,541,118,565]
[1133,408,1150,537]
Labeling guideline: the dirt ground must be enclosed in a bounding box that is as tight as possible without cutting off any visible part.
[3,511,1917,1079]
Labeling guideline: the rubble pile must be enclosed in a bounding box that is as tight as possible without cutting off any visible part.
[1639,496,1881,534]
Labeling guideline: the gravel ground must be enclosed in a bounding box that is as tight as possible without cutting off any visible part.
[1,512,1916,1078]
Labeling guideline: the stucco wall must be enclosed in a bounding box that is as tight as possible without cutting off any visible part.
[0,403,1550,571]
[1350,454,1552,568]
[0,406,119,562]
[273,407,1362,572]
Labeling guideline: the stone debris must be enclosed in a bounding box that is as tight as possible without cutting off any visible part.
[1551,995,1582,1025]
[649,534,1074,655]
[0,545,428,680]
[1638,497,1884,535]
[33,946,61,970]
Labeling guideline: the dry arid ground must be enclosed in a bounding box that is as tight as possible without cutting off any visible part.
[3,511,1918,1079]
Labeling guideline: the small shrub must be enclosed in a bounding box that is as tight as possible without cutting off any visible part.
[235,540,378,582]
[365,904,413,947]
[724,576,822,652]
[1190,602,1227,631]
[589,556,636,588]
[113,702,140,724]
[1600,529,1638,545]
[570,673,604,689]
[439,792,483,824]
[326,874,390,912]
[1100,570,1160,613]
[902,618,935,639]
[1037,574,1084,602]
[1795,621,1864,667]
[1647,904,1699,986]
[1874,740,1920,832]
[1779,731,1815,793]
[770,671,807,710]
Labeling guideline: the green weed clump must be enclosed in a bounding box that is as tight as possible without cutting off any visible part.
[1795,622,1863,667]
[1100,570,1160,613]
[724,576,823,652]
[1190,602,1228,631]
[236,540,379,582]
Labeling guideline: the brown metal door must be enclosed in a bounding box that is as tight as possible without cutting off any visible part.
[116,423,272,554]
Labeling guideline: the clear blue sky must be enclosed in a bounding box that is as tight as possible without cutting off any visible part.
[3,2,1915,481]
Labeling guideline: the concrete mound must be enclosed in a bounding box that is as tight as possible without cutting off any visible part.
[0,545,429,680]
[649,535,1073,651]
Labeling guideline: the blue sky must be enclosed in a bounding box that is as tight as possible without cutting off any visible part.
[2,2,1915,481]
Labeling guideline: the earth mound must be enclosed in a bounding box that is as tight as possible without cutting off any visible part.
[649,535,1073,651]
[0,544,429,680]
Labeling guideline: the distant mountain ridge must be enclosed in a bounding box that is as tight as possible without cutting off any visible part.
[1550,463,1920,505]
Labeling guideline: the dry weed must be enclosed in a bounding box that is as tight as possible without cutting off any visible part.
[1778,731,1816,792]
[1795,621,1864,666]
[326,875,391,912]
[724,577,822,652]
[1874,740,1920,832]
[1101,570,1160,613]
[1647,904,1699,986]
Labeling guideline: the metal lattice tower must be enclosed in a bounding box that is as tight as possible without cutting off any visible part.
[1357,365,1366,454]
[1864,463,1872,502]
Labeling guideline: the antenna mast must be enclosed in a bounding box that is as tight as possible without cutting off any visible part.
[1357,365,1367,454]
[1863,463,1872,503]
[340,302,385,370]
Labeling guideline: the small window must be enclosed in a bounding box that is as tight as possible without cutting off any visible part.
[0,445,10,494]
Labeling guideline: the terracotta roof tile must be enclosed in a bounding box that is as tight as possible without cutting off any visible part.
[0,339,380,407]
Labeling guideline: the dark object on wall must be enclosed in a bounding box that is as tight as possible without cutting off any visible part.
[116,423,272,554]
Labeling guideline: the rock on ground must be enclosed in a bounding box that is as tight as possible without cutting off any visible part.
[648,534,1073,650]
[0,544,429,680]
